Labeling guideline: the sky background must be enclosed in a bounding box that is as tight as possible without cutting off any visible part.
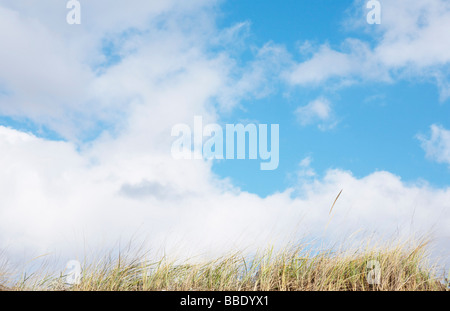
[0,0,449,272]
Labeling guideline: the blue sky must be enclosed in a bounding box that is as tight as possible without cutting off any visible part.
[212,0,450,196]
[215,78,450,196]
[0,0,449,268]
[220,0,352,47]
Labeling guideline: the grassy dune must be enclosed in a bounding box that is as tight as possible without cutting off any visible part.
[1,238,448,291]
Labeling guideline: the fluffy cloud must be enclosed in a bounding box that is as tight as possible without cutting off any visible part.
[295,97,337,130]
[373,0,450,68]
[0,0,228,139]
[286,40,385,85]
[286,0,450,99]
[418,124,450,166]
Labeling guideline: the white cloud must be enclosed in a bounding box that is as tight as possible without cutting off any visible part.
[287,45,355,85]
[294,157,316,182]
[374,0,450,69]
[0,1,290,140]
[295,97,337,130]
[286,0,450,99]
[418,124,450,166]
[0,0,227,139]
[285,39,387,86]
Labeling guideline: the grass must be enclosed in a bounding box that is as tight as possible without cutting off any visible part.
[0,237,448,291]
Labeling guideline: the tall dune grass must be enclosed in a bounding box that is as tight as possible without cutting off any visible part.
[1,238,448,291]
